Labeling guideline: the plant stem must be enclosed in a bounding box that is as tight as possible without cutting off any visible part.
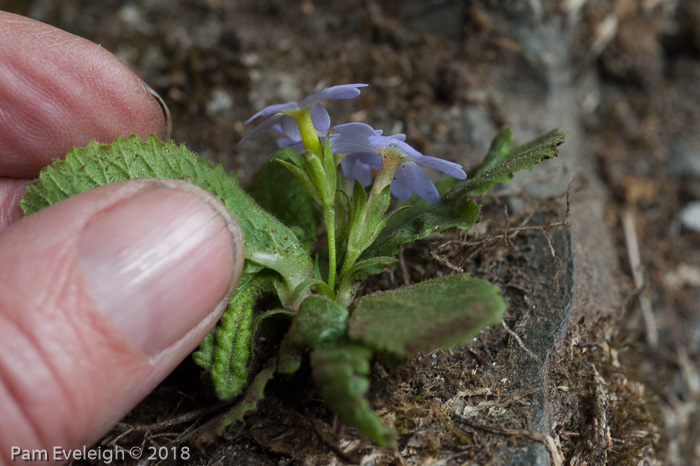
[366,158,397,212]
[338,249,357,291]
[336,275,354,308]
[323,201,337,291]
[292,110,322,156]
[337,168,393,303]
[289,109,337,290]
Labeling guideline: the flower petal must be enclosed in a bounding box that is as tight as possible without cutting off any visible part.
[241,84,367,144]
[239,114,284,143]
[354,152,383,168]
[414,155,467,180]
[351,163,374,187]
[301,83,368,108]
[243,102,299,125]
[389,138,424,158]
[392,162,439,202]
[280,114,301,140]
[342,154,377,187]
[389,133,407,141]
[276,137,305,151]
[310,103,331,132]
[330,122,380,154]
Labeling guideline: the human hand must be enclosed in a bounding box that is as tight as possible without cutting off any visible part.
[0,12,243,464]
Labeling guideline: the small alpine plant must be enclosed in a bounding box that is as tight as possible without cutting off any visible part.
[20,83,566,446]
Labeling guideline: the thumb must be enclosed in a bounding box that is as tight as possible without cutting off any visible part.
[0,179,243,459]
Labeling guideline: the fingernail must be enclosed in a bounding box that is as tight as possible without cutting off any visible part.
[78,181,242,355]
[143,81,172,140]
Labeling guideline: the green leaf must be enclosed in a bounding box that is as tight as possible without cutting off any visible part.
[311,342,396,446]
[194,272,276,400]
[274,158,319,204]
[345,256,398,279]
[343,183,391,269]
[364,128,565,259]
[289,295,348,349]
[278,330,304,375]
[347,273,506,357]
[464,127,566,197]
[20,135,315,303]
[248,149,321,252]
[199,360,277,442]
[289,278,334,305]
[470,125,513,177]
[336,256,398,307]
[364,194,480,260]
[349,179,368,243]
[277,293,349,375]
[333,184,351,249]
[277,146,306,169]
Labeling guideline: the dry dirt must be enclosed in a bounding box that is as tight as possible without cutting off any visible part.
[3,1,700,465]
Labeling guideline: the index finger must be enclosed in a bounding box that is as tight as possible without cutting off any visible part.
[0,12,169,178]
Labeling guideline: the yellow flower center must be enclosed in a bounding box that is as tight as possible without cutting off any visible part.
[377,145,407,171]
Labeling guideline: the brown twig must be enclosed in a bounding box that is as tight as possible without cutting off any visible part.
[503,204,512,248]
[430,249,464,272]
[451,416,564,466]
[501,321,541,363]
[435,220,570,277]
[309,417,362,465]
[621,207,658,347]
[110,400,230,438]
[435,177,575,285]
[432,403,472,444]
[461,387,541,414]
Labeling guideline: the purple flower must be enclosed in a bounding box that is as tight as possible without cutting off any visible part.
[330,122,467,202]
[272,115,306,152]
[240,83,368,143]
[273,115,327,152]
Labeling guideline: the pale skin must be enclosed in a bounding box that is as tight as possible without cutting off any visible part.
[0,12,243,465]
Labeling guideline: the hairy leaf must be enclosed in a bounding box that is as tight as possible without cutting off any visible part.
[470,125,514,177]
[277,295,348,374]
[348,273,506,356]
[363,194,480,260]
[464,127,566,197]
[194,272,275,400]
[20,135,315,301]
[248,149,321,251]
[289,295,348,349]
[364,128,565,259]
[277,330,304,375]
[344,256,397,280]
[311,343,396,446]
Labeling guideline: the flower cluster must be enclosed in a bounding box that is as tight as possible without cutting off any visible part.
[242,83,466,202]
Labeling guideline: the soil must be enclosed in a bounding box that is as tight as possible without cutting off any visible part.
[3,0,700,465]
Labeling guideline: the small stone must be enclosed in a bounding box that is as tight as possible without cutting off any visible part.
[206,89,233,116]
[679,201,700,232]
